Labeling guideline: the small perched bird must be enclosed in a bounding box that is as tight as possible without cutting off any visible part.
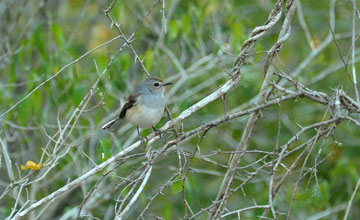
[102,76,173,138]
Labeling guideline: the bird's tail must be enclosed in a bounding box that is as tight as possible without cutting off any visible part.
[102,118,121,129]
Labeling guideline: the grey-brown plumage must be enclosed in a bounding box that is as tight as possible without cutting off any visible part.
[101,77,172,130]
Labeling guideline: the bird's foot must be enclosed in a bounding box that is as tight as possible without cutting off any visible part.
[137,126,146,145]
[140,136,146,145]
[152,126,166,143]
[152,126,162,135]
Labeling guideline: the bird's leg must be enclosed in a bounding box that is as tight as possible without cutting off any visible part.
[152,126,162,135]
[137,126,145,144]
[152,126,165,143]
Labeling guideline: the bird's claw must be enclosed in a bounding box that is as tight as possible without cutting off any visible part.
[152,126,166,143]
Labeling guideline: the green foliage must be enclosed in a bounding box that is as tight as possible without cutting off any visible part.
[52,22,66,47]
[17,94,32,126]
[33,24,47,58]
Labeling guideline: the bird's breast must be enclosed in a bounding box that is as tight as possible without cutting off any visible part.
[125,103,165,128]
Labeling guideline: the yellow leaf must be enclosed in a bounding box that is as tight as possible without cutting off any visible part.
[21,161,44,171]
[53,66,59,74]
[310,35,320,50]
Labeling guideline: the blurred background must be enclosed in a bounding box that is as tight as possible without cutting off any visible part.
[1,0,360,219]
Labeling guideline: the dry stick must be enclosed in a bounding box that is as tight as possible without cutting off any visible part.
[307,140,327,195]
[230,0,336,114]
[181,127,212,218]
[229,0,336,116]
[116,166,153,220]
[350,0,360,102]
[328,21,355,89]
[33,199,53,220]
[282,23,356,216]
[136,172,181,219]
[104,0,156,77]
[190,136,326,219]
[306,52,360,86]
[346,115,360,127]
[206,0,285,214]
[116,169,145,215]
[165,105,179,138]
[0,136,35,202]
[269,90,283,217]
[188,163,272,220]
[296,0,312,47]
[208,0,297,218]
[272,71,337,219]
[149,92,309,165]
[188,120,347,220]
[76,170,112,219]
[0,137,14,181]
[161,0,167,33]
[6,181,26,220]
[304,142,338,193]
[344,177,360,219]
[113,163,147,194]
[307,204,347,220]
[262,120,341,219]
[12,140,144,220]
[78,215,100,220]
[268,7,358,219]
[286,129,333,219]
[292,0,335,79]
[165,105,183,174]
[220,205,271,218]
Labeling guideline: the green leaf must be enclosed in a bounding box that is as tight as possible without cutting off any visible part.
[31,90,43,115]
[10,49,21,82]
[119,53,131,72]
[162,199,172,220]
[179,99,189,112]
[181,14,192,37]
[168,20,179,41]
[72,86,86,106]
[33,24,46,58]
[170,179,182,194]
[144,50,153,72]
[99,139,112,161]
[17,95,32,126]
[51,22,65,47]
[97,54,109,73]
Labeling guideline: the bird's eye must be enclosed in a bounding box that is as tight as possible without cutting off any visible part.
[154,83,160,87]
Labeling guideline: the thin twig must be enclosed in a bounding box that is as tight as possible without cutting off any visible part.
[343,177,360,220]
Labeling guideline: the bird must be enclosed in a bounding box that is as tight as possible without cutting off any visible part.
[102,76,173,139]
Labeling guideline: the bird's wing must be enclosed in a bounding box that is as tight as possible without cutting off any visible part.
[119,93,140,119]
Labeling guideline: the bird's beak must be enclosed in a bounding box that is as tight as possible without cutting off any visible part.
[162,82,173,87]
